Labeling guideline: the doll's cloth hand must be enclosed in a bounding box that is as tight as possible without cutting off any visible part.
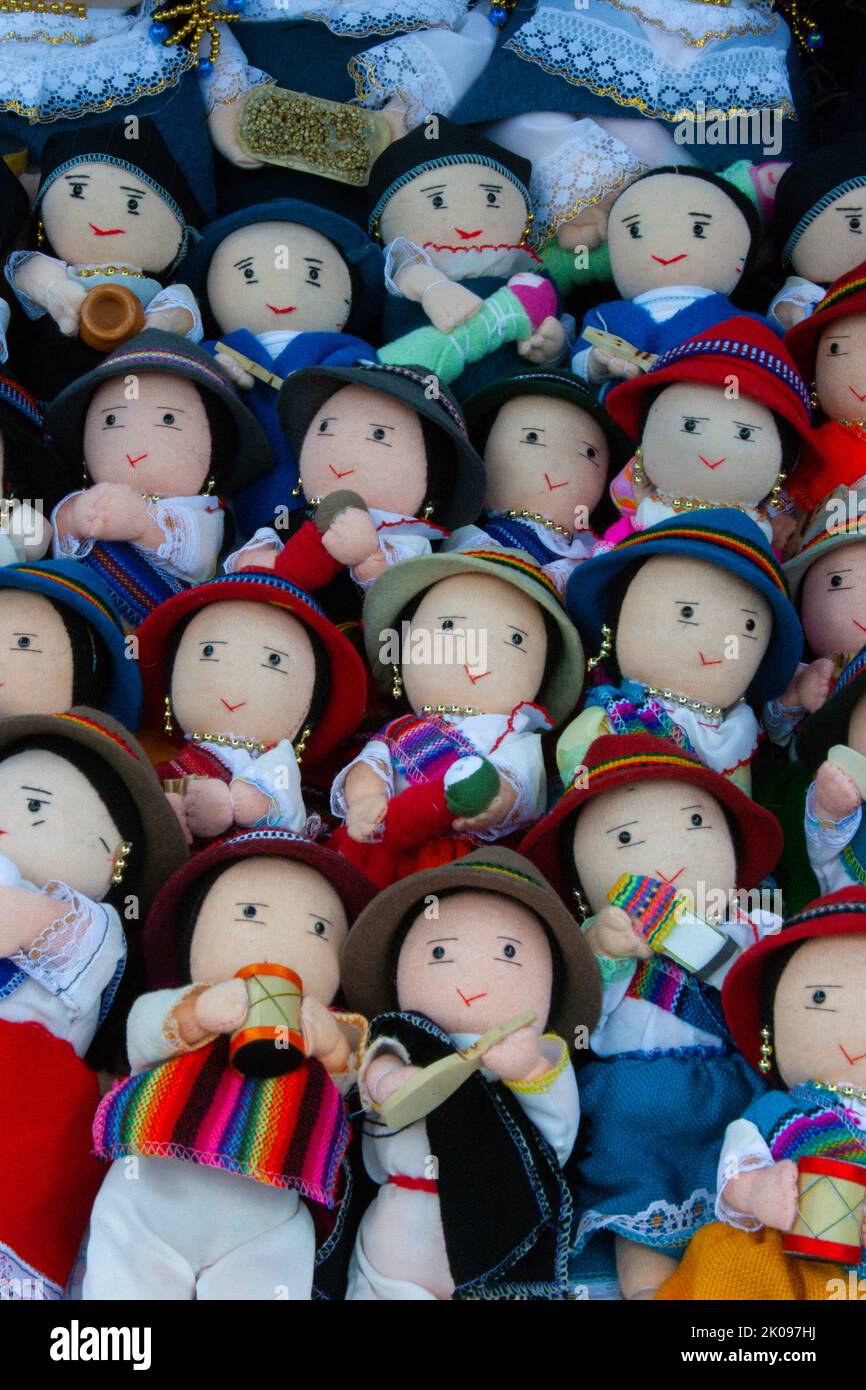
[587,344,642,385]
[586,905,653,960]
[727,1160,799,1232]
[557,199,611,252]
[774,298,808,331]
[420,279,484,333]
[206,97,264,169]
[194,978,249,1035]
[43,276,88,337]
[770,510,798,556]
[145,304,195,337]
[184,777,235,837]
[66,483,151,543]
[230,779,272,827]
[346,790,389,843]
[164,790,193,846]
[517,315,566,364]
[215,350,255,390]
[794,658,835,715]
[235,543,280,572]
[366,1057,422,1107]
[814,760,862,823]
[301,996,348,1071]
[452,781,515,834]
[482,1024,545,1082]
[321,507,381,568]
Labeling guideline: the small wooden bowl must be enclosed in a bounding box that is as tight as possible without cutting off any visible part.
[79,284,145,351]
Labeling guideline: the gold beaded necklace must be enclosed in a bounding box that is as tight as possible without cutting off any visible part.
[645,685,734,721]
[811,1079,866,1105]
[421,703,480,717]
[76,265,147,279]
[504,508,572,539]
[190,730,269,754]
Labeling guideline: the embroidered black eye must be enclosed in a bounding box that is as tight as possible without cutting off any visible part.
[371,427,386,441]
[745,618,756,632]
[691,813,703,827]
[811,988,827,1005]
[202,643,215,657]
[431,194,445,209]
[692,223,707,238]
[70,183,85,199]
[126,197,140,215]
[162,413,175,426]
[850,217,862,231]
[432,945,445,959]
[510,632,524,646]
[737,427,753,441]
[680,605,694,619]
[485,191,498,205]
[628,223,641,239]
[306,267,320,282]
[16,635,30,649]
[442,618,454,631]
[313,920,327,936]
[618,830,632,845]
[830,342,841,355]
[267,652,282,667]
[503,942,516,958]
[318,419,330,433]
[104,413,118,427]
[242,905,257,919]
[27,798,44,814]
[586,446,597,460]
[243,266,255,280]
[830,574,844,588]
[525,430,540,444]
[683,419,698,433]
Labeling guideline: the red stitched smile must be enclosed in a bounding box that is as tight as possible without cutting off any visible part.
[328,465,354,478]
[699,652,722,666]
[457,989,487,1006]
[221,699,246,712]
[839,1043,866,1065]
[652,253,687,265]
[89,223,124,236]
[849,387,866,403]
[545,473,568,490]
[455,228,482,240]
[656,867,685,884]
[126,453,147,468]
[854,620,866,633]
[267,305,296,314]
[699,456,725,470]
[464,665,491,683]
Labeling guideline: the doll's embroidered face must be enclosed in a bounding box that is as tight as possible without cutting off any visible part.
[206,222,353,337]
[571,778,737,916]
[400,572,548,715]
[189,857,348,1005]
[0,591,75,717]
[40,163,184,272]
[379,163,528,256]
[846,690,866,756]
[170,600,317,747]
[813,312,866,421]
[607,174,752,299]
[800,541,866,659]
[773,935,866,1090]
[615,554,772,706]
[791,190,866,286]
[0,747,122,898]
[300,384,428,515]
[83,373,213,498]
[483,395,608,531]
[395,889,551,1038]
[641,383,783,508]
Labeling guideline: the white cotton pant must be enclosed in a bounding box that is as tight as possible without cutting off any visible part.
[82,1155,315,1300]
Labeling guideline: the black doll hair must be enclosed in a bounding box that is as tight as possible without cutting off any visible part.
[45,596,111,709]
[419,415,457,524]
[163,605,330,738]
[759,936,811,1087]
[0,733,143,911]
[636,390,803,485]
[624,166,761,290]
[200,390,235,493]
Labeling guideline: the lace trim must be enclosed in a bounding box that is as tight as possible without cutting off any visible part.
[13,883,104,997]
[351,32,455,123]
[0,1243,60,1301]
[200,57,273,113]
[575,1186,716,1248]
[504,10,796,122]
[530,121,645,244]
[601,0,779,48]
[239,0,467,35]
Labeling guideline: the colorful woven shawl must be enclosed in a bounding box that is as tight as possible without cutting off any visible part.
[82,542,186,629]
[763,1086,866,1166]
[483,517,561,567]
[625,955,727,1037]
[93,1036,349,1207]
[585,680,695,750]
[382,712,478,787]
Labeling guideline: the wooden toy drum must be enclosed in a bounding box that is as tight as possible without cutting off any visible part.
[79,284,145,351]
[782,1156,866,1265]
[229,963,305,1079]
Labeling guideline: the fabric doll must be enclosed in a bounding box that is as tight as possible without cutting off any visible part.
[176,198,384,537]
[44,330,273,628]
[4,120,205,399]
[365,117,565,397]
[0,154,29,365]
[571,166,765,390]
[329,546,584,889]
[444,368,629,595]
[137,571,367,849]
[83,827,375,1301]
[769,136,866,331]
[520,732,783,1300]
[0,559,141,726]
[658,886,866,1301]
[228,359,485,614]
[0,706,188,1300]
[0,371,73,566]
[785,260,866,514]
[600,315,812,546]
[340,845,602,1300]
[561,510,803,792]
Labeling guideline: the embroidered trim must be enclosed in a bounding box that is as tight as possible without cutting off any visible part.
[650,333,811,414]
[368,155,531,235]
[0,1242,60,1299]
[783,178,866,264]
[506,1034,569,1094]
[161,983,210,1053]
[575,1186,715,1248]
[602,0,778,48]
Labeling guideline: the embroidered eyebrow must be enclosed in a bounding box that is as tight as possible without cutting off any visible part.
[675,599,700,605]
[308,912,334,925]
[237,901,269,909]
[156,406,185,414]
[521,425,546,432]
[480,183,503,191]
[198,638,228,646]
[99,836,111,853]
[438,614,466,620]
[803,983,843,989]
[22,784,52,796]
[606,819,640,833]
[497,935,522,943]
[680,803,705,811]
[263,646,290,658]
[369,422,395,431]
[828,567,853,574]
[681,415,710,422]
[621,214,640,224]
[733,420,762,430]
[233,257,254,268]
[304,257,324,265]
[120,185,148,197]
[420,183,448,193]
[836,206,864,212]
[12,631,38,637]
[689,211,713,219]
[508,625,529,636]
[741,608,759,615]
[64,173,90,181]
[427,936,459,944]
[99,405,127,413]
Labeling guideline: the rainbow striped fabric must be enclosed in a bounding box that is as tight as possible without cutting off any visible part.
[93,1036,349,1207]
[609,873,686,952]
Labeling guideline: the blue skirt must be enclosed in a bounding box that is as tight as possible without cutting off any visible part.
[572,1045,766,1255]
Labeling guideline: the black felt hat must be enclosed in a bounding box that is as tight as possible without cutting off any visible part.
[774,136,866,265]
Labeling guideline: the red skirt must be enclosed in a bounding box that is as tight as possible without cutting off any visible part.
[0,1020,105,1296]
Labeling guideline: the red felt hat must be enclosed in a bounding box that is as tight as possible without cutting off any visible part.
[136,571,366,768]
[723,886,866,1074]
[607,315,812,444]
[143,827,378,988]
[519,733,782,901]
[785,260,866,381]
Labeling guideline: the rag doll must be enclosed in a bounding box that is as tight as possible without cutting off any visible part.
[83,828,375,1301]
[228,360,485,618]
[177,198,384,536]
[785,260,866,514]
[561,510,803,792]
[571,167,764,390]
[0,372,72,566]
[0,559,141,726]
[0,706,188,1299]
[366,117,565,397]
[137,571,367,848]
[601,315,811,547]
[329,546,584,889]
[45,330,273,628]
[658,886,866,1301]
[770,136,866,330]
[341,846,601,1300]
[520,732,783,1300]
[444,369,629,594]
[4,120,205,398]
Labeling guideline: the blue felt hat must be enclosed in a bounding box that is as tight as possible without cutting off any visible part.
[0,560,142,728]
[178,198,384,336]
[565,510,803,705]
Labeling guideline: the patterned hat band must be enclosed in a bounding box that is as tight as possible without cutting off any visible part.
[12,567,119,629]
[797,516,866,557]
[784,180,866,263]
[461,549,562,603]
[355,359,468,437]
[814,270,866,319]
[97,349,230,393]
[55,712,140,761]
[833,648,866,695]
[613,524,788,595]
[649,336,811,414]
[784,897,866,930]
[584,749,702,787]
[200,571,328,620]
[0,376,41,426]
[461,860,542,889]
